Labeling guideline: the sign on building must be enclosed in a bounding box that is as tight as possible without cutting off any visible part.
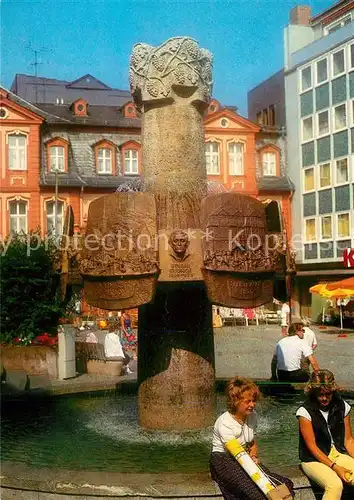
[343,248,354,268]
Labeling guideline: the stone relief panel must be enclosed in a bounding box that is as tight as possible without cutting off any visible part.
[80,192,158,309]
[201,193,280,274]
[80,192,158,277]
[201,193,280,307]
[129,37,213,107]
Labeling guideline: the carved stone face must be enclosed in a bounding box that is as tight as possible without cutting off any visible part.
[169,230,190,260]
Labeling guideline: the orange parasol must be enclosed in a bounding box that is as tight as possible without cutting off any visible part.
[327,277,354,291]
[309,283,331,296]
[310,283,353,329]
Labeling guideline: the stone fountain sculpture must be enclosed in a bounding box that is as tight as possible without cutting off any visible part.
[79,37,289,430]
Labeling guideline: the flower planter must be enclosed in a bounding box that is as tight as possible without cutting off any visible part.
[0,345,58,380]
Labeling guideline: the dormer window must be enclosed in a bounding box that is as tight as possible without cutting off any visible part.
[208,99,220,115]
[123,102,137,118]
[124,149,138,174]
[259,145,280,177]
[46,138,69,173]
[98,148,112,174]
[121,141,141,175]
[94,140,116,175]
[73,99,88,116]
[50,146,65,172]
[263,152,276,176]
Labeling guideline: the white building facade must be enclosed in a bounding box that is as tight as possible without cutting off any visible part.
[284,2,354,318]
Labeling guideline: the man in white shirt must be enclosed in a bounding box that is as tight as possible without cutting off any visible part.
[104,324,133,374]
[303,325,318,350]
[300,324,318,372]
[271,323,320,382]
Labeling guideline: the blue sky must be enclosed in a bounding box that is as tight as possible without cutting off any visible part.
[1,0,334,115]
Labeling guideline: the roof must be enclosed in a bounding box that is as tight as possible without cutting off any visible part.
[1,86,68,123]
[40,129,142,188]
[40,172,139,188]
[10,74,132,107]
[36,103,141,128]
[311,0,353,24]
[257,176,294,192]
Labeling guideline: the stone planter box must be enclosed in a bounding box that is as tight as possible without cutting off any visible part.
[75,342,124,376]
[1,345,58,380]
[86,359,124,376]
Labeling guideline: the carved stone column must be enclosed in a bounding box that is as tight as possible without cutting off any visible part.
[130,38,216,429]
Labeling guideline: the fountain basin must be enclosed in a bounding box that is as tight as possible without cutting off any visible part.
[1,384,353,499]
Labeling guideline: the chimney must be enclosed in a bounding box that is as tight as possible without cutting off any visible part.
[290,5,311,26]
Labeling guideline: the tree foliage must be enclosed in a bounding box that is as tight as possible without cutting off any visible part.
[0,233,66,344]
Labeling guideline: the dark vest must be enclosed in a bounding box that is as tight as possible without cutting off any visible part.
[298,396,346,462]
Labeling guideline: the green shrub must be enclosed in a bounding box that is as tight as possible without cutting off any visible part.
[0,232,66,344]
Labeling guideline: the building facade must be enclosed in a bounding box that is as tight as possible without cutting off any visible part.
[0,88,44,236]
[248,0,354,319]
[1,75,141,237]
[205,99,293,237]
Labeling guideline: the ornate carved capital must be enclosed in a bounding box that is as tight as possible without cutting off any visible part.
[129,37,213,108]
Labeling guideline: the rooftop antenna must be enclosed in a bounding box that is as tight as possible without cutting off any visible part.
[25,43,54,103]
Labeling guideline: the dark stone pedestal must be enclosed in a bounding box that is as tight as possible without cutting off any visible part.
[138,283,216,430]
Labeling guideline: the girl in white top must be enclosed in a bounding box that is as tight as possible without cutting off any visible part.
[210,376,294,499]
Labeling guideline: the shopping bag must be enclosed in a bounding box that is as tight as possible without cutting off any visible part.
[266,483,293,500]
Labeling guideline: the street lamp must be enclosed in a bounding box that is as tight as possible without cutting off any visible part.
[50,165,59,239]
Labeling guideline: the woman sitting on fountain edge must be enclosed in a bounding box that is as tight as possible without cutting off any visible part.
[210,376,295,499]
[296,369,354,499]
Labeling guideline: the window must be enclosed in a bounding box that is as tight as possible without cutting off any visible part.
[205,141,220,174]
[337,213,350,238]
[301,67,312,92]
[317,110,329,136]
[262,152,276,176]
[0,107,8,119]
[124,149,138,174]
[316,58,328,84]
[304,168,315,191]
[97,148,112,174]
[49,146,65,172]
[325,15,351,35]
[46,200,64,236]
[334,104,347,130]
[319,163,331,188]
[269,105,275,126]
[220,118,229,128]
[256,112,262,124]
[262,108,269,126]
[9,200,27,233]
[321,216,332,240]
[336,158,349,184]
[8,134,27,170]
[305,219,316,241]
[332,50,345,77]
[351,44,354,69]
[228,142,244,175]
[302,116,313,141]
